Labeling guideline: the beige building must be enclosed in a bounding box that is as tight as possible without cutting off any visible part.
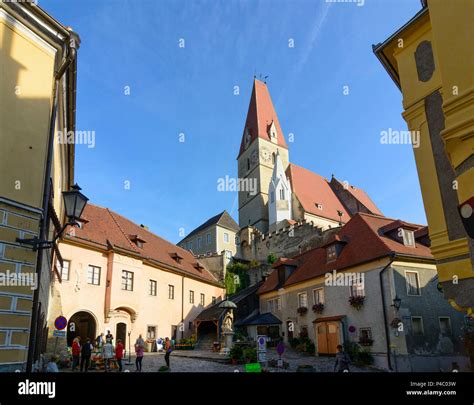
[258,213,469,371]
[48,204,224,354]
[0,2,79,371]
[178,210,239,259]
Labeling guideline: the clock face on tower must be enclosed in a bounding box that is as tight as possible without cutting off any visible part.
[260,147,271,162]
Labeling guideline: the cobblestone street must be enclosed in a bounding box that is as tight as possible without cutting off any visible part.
[69,348,381,373]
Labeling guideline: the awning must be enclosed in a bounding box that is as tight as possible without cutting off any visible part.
[312,315,345,323]
[235,311,282,327]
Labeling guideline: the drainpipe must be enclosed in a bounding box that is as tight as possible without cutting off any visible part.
[181,276,185,340]
[26,35,77,372]
[379,255,395,371]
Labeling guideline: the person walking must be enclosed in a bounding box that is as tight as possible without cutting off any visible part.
[96,332,105,348]
[71,337,81,371]
[102,338,115,372]
[334,344,351,372]
[164,337,172,370]
[115,339,124,372]
[106,330,114,345]
[80,338,93,372]
[135,335,145,372]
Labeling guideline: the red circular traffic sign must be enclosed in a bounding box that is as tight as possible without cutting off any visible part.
[54,316,67,330]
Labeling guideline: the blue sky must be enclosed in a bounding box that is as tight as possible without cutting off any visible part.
[42,0,426,243]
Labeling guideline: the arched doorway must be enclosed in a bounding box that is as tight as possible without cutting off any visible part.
[116,322,127,348]
[67,311,97,347]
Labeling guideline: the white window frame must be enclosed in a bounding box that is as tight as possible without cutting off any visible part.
[206,233,211,244]
[405,270,421,296]
[275,297,281,311]
[121,270,134,291]
[411,316,424,336]
[313,288,325,304]
[200,293,205,306]
[223,232,229,243]
[402,229,415,247]
[350,273,365,297]
[149,279,157,296]
[168,284,175,300]
[326,245,337,263]
[197,237,202,249]
[298,292,308,308]
[189,290,194,304]
[57,259,70,281]
[87,265,101,285]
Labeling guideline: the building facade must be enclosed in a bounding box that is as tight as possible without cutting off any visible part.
[47,204,224,357]
[258,213,470,371]
[374,0,474,317]
[0,2,79,371]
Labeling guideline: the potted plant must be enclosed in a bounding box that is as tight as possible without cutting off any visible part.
[390,317,402,329]
[312,303,324,313]
[297,306,308,315]
[348,295,365,310]
[243,347,257,364]
[229,345,244,364]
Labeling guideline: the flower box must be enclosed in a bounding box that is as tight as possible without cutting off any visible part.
[348,295,365,310]
[312,303,324,313]
[297,306,308,315]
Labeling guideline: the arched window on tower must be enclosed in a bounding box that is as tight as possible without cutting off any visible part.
[247,158,250,170]
[280,188,285,200]
[272,153,275,164]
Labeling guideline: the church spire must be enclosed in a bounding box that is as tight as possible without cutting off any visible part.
[237,79,288,158]
[268,149,292,229]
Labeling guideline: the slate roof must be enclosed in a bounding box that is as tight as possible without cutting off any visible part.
[179,210,239,244]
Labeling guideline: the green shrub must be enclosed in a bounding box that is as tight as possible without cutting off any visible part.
[229,345,244,361]
[243,347,257,363]
[289,337,300,349]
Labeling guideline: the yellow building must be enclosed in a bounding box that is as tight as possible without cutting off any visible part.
[0,2,79,371]
[374,0,474,317]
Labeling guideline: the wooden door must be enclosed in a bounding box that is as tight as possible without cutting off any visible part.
[316,322,340,354]
[327,322,340,354]
[317,323,329,354]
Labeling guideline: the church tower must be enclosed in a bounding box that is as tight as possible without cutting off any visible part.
[268,150,292,231]
[237,79,289,233]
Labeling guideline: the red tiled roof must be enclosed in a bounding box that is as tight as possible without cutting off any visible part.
[258,213,433,295]
[65,204,220,285]
[238,79,288,158]
[332,177,383,216]
[286,163,350,223]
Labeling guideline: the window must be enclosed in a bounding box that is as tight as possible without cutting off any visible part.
[402,229,415,247]
[189,290,194,304]
[206,233,211,244]
[270,191,275,203]
[147,326,156,340]
[168,285,175,300]
[87,265,101,285]
[225,250,232,260]
[272,153,275,164]
[57,260,70,281]
[223,233,229,243]
[122,270,134,291]
[275,297,281,310]
[189,322,193,330]
[350,273,365,297]
[136,240,143,248]
[411,317,424,335]
[200,293,205,306]
[212,296,217,304]
[326,245,337,262]
[268,300,274,313]
[298,292,308,308]
[247,158,250,170]
[439,317,452,335]
[188,241,193,250]
[279,188,285,200]
[359,328,372,341]
[406,271,421,296]
[197,237,202,249]
[315,203,323,210]
[149,280,157,296]
[313,288,325,304]
[235,236,240,245]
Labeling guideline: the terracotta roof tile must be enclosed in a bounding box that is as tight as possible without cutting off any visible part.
[332,177,383,216]
[286,163,349,223]
[66,204,220,284]
[258,213,433,295]
[238,79,287,158]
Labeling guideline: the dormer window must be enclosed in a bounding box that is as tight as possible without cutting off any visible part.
[401,229,415,247]
[315,203,323,210]
[268,121,278,143]
[326,244,337,263]
[193,262,204,272]
[130,235,146,248]
[170,252,184,264]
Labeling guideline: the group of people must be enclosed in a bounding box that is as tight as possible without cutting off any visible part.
[71,334,124,372]
[70,331,173,372]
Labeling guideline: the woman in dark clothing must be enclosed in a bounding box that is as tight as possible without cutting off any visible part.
[164,337,172,369]
[80,338,93,372]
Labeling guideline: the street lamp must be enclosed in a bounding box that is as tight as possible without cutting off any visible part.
[17,184,88,250]
[391,295,402,311]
